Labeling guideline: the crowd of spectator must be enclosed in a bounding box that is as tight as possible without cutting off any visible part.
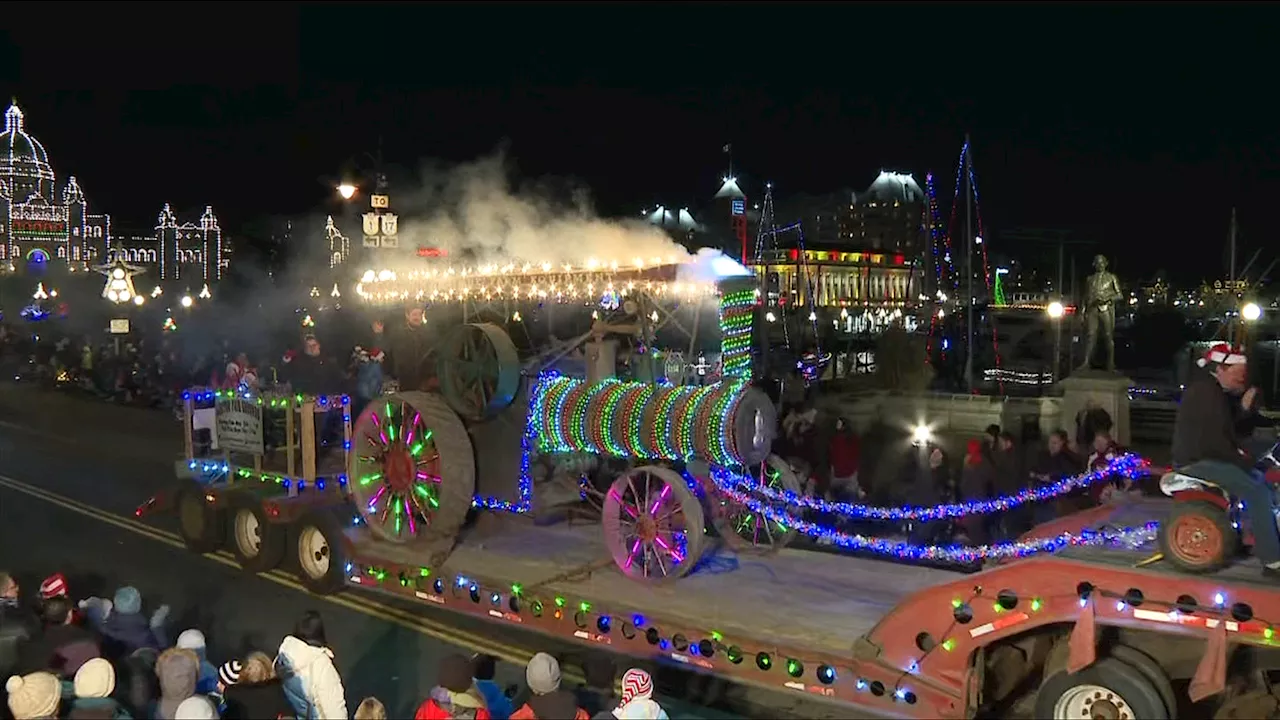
[0,573,670,719]
[773,400,1132,550]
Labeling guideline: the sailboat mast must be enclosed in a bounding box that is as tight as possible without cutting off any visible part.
[964,136,975,391]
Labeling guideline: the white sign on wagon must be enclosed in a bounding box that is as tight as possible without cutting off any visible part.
[215,399,264,456]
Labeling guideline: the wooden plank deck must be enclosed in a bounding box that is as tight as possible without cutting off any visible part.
[350,520,962,656]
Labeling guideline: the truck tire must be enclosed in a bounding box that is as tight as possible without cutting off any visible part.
[294,509,348,595]
[1109,645,1177,718]
[175,482,224,554]
[1035,657,1169,720]
[1158,500,1236,573]
[227,492,287,574]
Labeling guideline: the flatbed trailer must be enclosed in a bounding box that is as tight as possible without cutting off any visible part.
[147,475,1280,718]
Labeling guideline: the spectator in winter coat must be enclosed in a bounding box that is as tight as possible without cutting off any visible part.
[1088,430,1136,505]
[154,648,198,720]
[175,630,218,696]
[18,596,99,676]
[355,696,387,719]
[994,432,1031,538]
[472,653,512,720]
[82,587,168,660]
[415,653,491,719]
[115,650,159,720]
[37,574,84,626]
[957,440,996,544]
[219,652,293,720]
[574,655,618,719]
[827,418,862,501]
[5,670,61,719]
[0,571,36,681]
[510,653,588,720]
[905,446,951,546]
[67,658,129,719]
[275,611,347,720]
[1030,429,1085,522]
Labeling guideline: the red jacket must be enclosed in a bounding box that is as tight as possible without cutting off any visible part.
[829,432,861,478]
[415,698,492,720]
[510,704,588,720]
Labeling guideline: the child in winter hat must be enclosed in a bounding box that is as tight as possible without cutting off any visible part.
[175,629,218,695]
[173,695,219,719]
[6,671,61,719]
[68,658,127,719]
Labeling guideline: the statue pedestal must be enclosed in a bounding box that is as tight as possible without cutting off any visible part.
[1058,371,1132,446]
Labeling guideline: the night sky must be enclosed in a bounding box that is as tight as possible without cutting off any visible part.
[2,3,1275,284]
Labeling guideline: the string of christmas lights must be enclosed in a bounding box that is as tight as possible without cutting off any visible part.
[472,385,537,514]
[718,285,755,378]
[717,453,1147,523]
[705,469,1158,564]
[529,374,757,468]
[964,142,1004,382]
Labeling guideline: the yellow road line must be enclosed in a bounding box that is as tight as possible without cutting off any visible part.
[0,474,588,683]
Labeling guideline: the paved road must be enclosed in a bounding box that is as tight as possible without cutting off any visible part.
[0,384,856,719]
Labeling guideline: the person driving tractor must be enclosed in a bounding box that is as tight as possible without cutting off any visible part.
[1170,343,1278,574]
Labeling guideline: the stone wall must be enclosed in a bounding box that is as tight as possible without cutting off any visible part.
[819,390,1064,437]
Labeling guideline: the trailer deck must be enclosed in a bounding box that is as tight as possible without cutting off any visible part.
[349,519,962,657]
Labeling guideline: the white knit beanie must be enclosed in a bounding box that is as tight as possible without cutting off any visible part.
[176,628,207,650]
[5,672,61,720]
[175,695,219,719]
[73,658,116,698]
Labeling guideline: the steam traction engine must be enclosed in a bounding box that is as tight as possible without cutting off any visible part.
[167,259,802,589]
[347,259,806,583]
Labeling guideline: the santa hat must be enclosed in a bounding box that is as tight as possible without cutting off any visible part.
[282,349,297,364]
[1198,342,1247,368]
[369,348,385,362]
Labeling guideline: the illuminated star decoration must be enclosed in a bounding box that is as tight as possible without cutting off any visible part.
[94,258,144,304]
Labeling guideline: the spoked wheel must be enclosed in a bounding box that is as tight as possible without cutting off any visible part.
[1157,500,1236,573]
[436,323,521,422]
[712,455,801,553]
[348,392,475,547]
[602,466,705,583]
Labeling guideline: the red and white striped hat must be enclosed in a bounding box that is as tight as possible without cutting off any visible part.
[621,668,653,704]
[1198,342,1247,368]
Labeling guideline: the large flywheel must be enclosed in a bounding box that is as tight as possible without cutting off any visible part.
[348,392,475,545]
[602,466,705,583]
[436,323,521,422]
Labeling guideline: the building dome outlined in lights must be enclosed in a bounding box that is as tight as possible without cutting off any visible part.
[861,171,923,205]
[0,103,55,202]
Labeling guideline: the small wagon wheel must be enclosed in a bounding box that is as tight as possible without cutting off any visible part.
[436,323,521,422]
[602,466,705,582]
[712,455,800,554]
[348,392,475,546]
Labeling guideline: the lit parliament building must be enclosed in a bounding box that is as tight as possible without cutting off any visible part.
[646,170,925,309]
[0,101,227,282]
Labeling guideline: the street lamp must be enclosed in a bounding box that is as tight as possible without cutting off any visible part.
[1047,301,1065,382]
[337,183,357,201]
[180,295,194,309]
[1242,302,1262,322]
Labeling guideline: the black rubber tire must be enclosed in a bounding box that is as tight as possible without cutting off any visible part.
[293,509,348,595]
[1157,500,1237,574]
[174,482,224,554]
[1109,645,1178,718]
[226,492,287,574]
[1035,657,1170,720]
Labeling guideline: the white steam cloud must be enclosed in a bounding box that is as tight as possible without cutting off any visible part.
[389,154,689,268]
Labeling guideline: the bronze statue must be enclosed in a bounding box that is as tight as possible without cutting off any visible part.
[1077,254,1123,372]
